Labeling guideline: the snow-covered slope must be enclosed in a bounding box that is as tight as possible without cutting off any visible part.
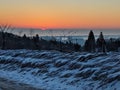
[0,50,120,90]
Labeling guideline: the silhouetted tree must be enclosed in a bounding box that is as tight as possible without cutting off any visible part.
[33,34,39,49]
[84,30,96,52]
[0,24,10,49]
[96,32,106,53]
[23,34,27,39]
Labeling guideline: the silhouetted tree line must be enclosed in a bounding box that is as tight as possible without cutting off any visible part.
[84,30,120,53]
[106,38,120,51]
[0,25,119,52]
[0,26,81,52]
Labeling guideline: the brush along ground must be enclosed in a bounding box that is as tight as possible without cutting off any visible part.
[0,77,43,90]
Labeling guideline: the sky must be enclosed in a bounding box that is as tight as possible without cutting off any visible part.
[0,0,120,29]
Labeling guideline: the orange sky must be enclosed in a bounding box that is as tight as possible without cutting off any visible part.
[0,0,120,29]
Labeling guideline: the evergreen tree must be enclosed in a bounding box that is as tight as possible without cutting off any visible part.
[33,34,40,49]
[96,32,106,53]
[84,30,96,52]
[23,34,27,39]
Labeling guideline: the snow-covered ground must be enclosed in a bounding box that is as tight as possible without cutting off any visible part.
[0,50,120,90]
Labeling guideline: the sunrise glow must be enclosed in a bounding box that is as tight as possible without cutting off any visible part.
[0,0,120,29]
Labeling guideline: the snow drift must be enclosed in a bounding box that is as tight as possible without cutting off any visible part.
[0,50,120,90]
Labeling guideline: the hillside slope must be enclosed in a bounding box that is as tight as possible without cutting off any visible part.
[0,50,120,90]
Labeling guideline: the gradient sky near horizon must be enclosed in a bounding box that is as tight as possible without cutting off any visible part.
[0,0,120,29]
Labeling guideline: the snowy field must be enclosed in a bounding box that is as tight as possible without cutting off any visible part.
[0,50,120,90]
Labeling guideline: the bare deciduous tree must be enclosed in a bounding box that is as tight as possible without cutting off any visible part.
[0,24,11,49]
[0,24,10,32]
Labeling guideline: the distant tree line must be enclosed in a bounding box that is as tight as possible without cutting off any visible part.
[0,25,81,52]
[84,30,120,53]
[0,25,120,52]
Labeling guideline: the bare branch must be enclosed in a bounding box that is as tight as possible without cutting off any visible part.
[0,24,11,32]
